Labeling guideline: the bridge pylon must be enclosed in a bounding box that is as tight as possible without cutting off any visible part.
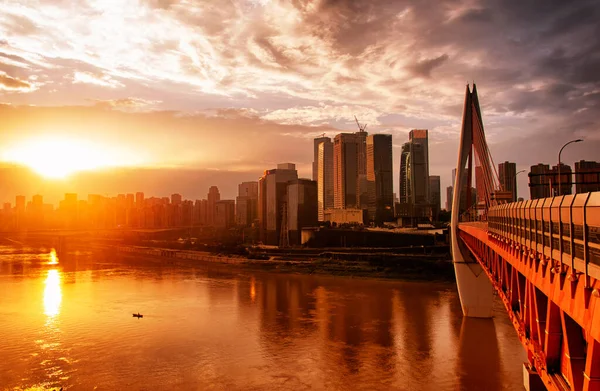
[451,84,496,318]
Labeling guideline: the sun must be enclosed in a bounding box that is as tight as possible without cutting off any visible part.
[2,136,140,179]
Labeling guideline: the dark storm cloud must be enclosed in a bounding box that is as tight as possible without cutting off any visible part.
[458,8,493,23]
[409,54,449,78]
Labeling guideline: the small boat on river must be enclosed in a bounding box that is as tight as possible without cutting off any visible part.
[132,313,143,318]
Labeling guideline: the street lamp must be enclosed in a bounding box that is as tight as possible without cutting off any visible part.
[512,170,525,202]
[557,139,583,196]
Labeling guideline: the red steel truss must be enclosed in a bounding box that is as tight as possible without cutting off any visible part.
[458,223,600,391]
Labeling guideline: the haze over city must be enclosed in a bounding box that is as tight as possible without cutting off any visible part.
[1,0,599,205]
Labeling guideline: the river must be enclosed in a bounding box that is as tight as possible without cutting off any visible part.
[0,244,526,390]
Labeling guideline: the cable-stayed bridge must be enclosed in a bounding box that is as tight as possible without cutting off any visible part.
[451,84,600,391]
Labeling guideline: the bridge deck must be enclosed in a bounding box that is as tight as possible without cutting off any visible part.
[458,216,600,391]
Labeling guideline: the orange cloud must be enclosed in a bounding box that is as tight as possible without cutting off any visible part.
[0,71,34,91]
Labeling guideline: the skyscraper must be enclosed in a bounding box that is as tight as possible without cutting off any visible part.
[446,186,453,212]
[333,132,367,209]
[575,160,600,193]
[317,138,334,221]
[215,200,236,229]
[428,175,441,219]
[313,136,330,181]
[399,143,410,203]
[171,193,182,205]
[550,163,572,196]
[529,164,551,200]
[135,192,144,208]
[287,179,318,245]
[207,186,220,226]
[236,181,259,226]
[258,163,298,245]
[408,129,429,204]
[498,161,517,202]
[452,168,472,213]
[366,134,393,224]
[399,130,429,205]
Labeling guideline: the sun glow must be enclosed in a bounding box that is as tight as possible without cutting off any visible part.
[48,249,59,265]
[2,137,142,179]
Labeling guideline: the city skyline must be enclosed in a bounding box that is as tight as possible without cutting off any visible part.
[1,1,599,207]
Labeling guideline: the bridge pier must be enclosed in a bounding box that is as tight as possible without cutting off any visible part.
[453,258,495,318]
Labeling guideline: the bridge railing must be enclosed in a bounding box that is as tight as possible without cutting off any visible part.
[487,192,600,279]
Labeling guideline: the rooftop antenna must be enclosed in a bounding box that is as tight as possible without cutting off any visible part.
[354,115,367,133]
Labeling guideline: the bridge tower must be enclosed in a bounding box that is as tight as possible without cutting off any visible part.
[452,84,498,318]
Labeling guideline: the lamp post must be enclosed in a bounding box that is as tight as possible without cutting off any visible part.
[557,139,583,196]
[513,169,525,202]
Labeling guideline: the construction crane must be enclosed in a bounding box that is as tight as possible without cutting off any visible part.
[354,115,367,133]
[279,201,289,248]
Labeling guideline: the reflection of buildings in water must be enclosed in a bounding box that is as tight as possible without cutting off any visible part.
[259,275,318,334]
[394,284,436,359]
[456,317,502,391]
[390,284,440,388]
[44,269,62,318]
[258,275,318,353]
[205,270,238,308]
[320,285,395,377]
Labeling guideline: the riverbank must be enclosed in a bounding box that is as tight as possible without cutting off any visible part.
[94,244,455,281]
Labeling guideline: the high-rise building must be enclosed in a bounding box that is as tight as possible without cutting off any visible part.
[313,136,330,181]
[428,175,441,219]
[15,195,26,211]
[135,192,144,208]
[529,163,572,198]
[126,193,135,209]
[399,130,429,206]
[287,179,318,245]
[215,200,236,229]
[207,186,220,226]
[63,193,78,229]
[31,194,44,228]
[451,168,473,214]
[366,134,393,224]
[333,132,367,209]
[409,129,429,204]
[181,200,193,226]
[171,193,182,205]
[236,181,259,226]
[529,164,551,200]
[575,160,600,193]
[446,186,453,211]
[498,161,517,202]
[316,138,334,221]
[32,194,43,206]
[399,143,410,204]
[199,199,209,225]
[475,166,487,208]
[258,163,298,245]
[550,163,572,196]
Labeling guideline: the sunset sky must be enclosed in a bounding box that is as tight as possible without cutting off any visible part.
[0,0,599,205]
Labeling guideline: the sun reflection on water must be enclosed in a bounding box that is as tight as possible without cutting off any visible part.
[48,248,59,265]
[44,270,62,318]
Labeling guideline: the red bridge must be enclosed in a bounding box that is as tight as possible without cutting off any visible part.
[451,85,600,391]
